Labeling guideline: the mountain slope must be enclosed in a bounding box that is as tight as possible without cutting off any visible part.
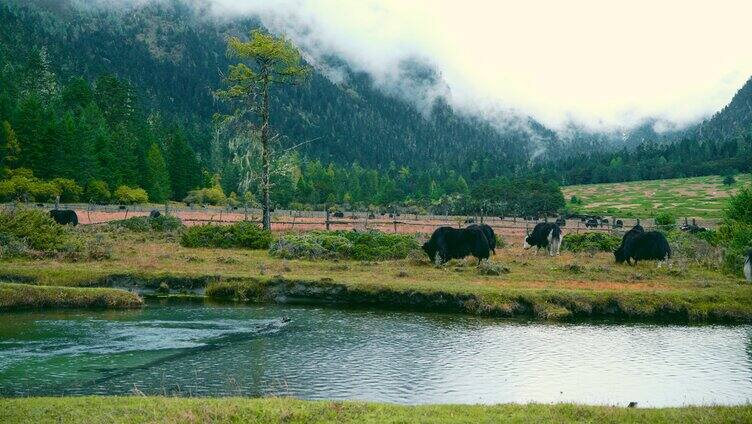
[0,0,557,176]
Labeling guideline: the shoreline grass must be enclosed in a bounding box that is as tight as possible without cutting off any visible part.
[1,231,751,322]
[0,282,143,311]
[1,396,750,424]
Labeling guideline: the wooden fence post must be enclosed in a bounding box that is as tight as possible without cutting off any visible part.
[393,218,398,233]
[325,210,330,231]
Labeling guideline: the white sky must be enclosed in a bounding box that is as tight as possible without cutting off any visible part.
[211,0,752,131]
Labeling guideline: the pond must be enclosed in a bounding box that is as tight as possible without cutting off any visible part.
[1,300,751,406]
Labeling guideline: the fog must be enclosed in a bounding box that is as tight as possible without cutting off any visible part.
[81,0,752,134]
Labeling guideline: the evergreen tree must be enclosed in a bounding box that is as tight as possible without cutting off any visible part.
[144,143,171,202]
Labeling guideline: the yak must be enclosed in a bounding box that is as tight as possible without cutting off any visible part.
[466,223,497,255]
[49,209,78,226]
[422,226,490,265]
[615,230,671,265]
[523,222,561,256]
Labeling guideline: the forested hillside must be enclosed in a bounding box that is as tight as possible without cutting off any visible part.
[1,0,751,215]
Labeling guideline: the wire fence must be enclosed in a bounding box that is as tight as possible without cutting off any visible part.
[1,201,719,238]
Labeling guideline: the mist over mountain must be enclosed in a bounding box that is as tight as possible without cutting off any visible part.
[1,0,750,194]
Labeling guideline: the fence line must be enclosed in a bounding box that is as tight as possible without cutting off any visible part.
[1,201,718,235]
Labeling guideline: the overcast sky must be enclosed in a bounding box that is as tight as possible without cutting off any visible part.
[209,0,752,132]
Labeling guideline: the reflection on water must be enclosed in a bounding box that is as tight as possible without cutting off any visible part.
[1,301,751,406]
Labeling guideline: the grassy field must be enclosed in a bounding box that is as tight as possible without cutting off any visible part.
[1,397,750,424]
[2,228,750,322]
[0,282,142,311]
[563,174,752,219]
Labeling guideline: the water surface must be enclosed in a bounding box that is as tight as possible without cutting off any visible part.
[1,301,751,406]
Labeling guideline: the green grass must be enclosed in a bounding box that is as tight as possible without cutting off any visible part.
[563,174,752,219]
[2,226,751,322]
[0,282,143,311]
[0,397,749,423]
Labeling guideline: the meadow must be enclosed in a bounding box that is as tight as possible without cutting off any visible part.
[1,222,750,323]
[563,174,752,219]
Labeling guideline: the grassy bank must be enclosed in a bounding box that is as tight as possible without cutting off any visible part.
[563,173,752,219]
[2,229,751,322]
[0,282,143,311]
[1,397,750,423]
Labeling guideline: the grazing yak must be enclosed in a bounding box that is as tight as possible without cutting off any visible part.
[613,219,624,229]
[332,211,345,218]
[49,209,78,226]
[615,230,670,265]
[149,209,161,218]
[423,226,490,265]
[614,224,644,261]
[467,223,497,254]
[585,218,599,228]
[523,222,561,256]
[745,249,752,283]
[555,217,566,227]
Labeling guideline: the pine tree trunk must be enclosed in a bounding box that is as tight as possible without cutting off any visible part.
[261,75,271,231]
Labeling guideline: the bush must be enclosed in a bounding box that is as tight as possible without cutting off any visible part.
[654,212,676,227]
[114,185,149,204]
[0,209,69,252]
[0,175,59,202]
[717,185,752,276]
[109,215,184,233]
[183,186,227,206]
[51,178,83,202]
[86,180,111,204]
[562,232,621,253]
[666,230,722,269]
[180,222,272,249]
[269,230,420,261]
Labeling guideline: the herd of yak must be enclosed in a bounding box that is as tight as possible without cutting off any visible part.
[423,221,752,282]
[45,208,752,282]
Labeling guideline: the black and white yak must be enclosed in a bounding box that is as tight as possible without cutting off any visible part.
[523,222,562,256]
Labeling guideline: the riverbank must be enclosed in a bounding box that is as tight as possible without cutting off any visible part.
[0,282,142,311]
[2,233,751,321]
[1,397,750,423]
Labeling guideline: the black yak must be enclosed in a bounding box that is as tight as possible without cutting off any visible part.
[149,209,161,219]
[523,222,561,256]
[422,226,490,265]
[615,230,671,265]
[49,209,78,226]
[614,224,644,262]
[467,223,497,255]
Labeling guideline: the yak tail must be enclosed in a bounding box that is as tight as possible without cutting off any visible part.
[548,226,562,256]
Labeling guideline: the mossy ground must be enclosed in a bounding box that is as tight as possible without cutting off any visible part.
[563,173,752,219]
[1,228,750,321]
[1,397,750,424]
[0,282,143,311]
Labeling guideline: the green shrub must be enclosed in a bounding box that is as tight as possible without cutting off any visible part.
[183,186,227,206]
[654,212,676,226]
[51,178,83,202]
[269,230,420,261]
[562,232,621,253]
[667,230,722,269]
[0,209,69,252]
[0,233,31,258]
[109,215,184,233]
[717,185,752,276]
[0,175,59,202]
[180,222,272,249]
[113,185,149,205]
[86,180,111,204]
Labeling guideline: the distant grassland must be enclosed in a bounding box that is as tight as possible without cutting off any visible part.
[563,174,752,219]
